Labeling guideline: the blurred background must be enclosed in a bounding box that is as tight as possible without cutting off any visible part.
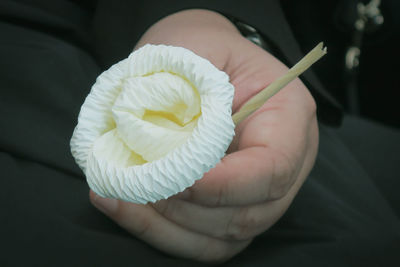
[282,0,400,128]
[1,0,398,128]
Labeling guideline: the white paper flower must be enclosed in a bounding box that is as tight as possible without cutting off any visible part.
[70,44,235,204]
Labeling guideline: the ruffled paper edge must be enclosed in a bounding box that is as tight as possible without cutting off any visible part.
[70,44,235,203]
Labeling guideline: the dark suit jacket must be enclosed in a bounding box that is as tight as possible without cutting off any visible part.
[1,1,399,267]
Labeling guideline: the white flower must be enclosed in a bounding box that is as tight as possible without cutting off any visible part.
[70,44,235,204]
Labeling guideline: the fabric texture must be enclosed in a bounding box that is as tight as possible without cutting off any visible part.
[0,0,399,266]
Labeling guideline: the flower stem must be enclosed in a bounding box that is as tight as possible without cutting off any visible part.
[232,42,327,126]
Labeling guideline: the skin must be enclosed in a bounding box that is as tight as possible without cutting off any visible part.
[90,9,319,263]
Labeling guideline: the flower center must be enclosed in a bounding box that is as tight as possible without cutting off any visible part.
[111,72,201,164]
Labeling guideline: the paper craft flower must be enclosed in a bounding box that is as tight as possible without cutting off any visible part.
[70,44,235,204]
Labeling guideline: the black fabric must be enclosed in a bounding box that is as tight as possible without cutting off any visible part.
[91,0,343,125]
[282,0,400,128]
[1,0,399,266]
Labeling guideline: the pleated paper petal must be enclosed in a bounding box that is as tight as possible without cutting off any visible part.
[70,44,235,204]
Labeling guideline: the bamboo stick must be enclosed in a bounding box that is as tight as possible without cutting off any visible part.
[232,42,327,125]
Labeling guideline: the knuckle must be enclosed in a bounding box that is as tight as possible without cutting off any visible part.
[306,92,317,116]
[114,202,153,238]
[202,179,229,207]
[225,208,259,241]
[267,150,295,200]
[152,199,175,219]
[134,215,152,238]
[295,80,317,116]
[215,182,227,206]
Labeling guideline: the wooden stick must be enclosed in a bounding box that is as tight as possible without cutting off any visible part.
[232,42,327,125]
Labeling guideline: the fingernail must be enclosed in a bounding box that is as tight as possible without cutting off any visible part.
[91,192,118,215]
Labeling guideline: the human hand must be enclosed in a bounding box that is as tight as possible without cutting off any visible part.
[90,9,319,263]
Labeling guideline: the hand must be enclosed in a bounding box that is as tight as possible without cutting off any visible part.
[90,9,319,263]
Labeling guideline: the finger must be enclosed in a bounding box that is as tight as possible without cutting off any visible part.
[179,145,297,207]
[154,138,314,242]
[152,197,283,242]
[89,190,251,263]
[175,77,316,207]
[153,129,316,240]
[175,139,304,207]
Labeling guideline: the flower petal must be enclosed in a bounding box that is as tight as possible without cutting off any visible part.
[71,44,235,204]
